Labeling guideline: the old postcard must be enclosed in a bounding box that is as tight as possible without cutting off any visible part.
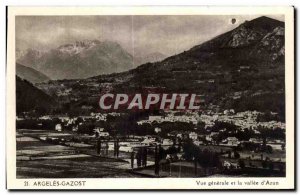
[6,6,294,190]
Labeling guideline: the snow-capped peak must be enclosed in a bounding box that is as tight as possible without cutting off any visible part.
[58,39,101,55]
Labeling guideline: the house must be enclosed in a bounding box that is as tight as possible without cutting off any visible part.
[55,124,62,131]
[225,137,239,146]
[66,118,76,126]
[177,133,183,139]
[99,131,110,137]
[167,131,183,139]
[266,138,285,144]
[193,140,204,146]
[249,138,262,143]
[206,135,213,142]
[189,132,198,140]
[154,127,162,133]
[191,119,198,125]
[94,127,109,137]
[58,116,70,122]
[223,161,239,169]
[253,130,261,135]
[162,138,173,145]
[16,116,25,121]
[219,128,226,132]
[72,125,78,132]
[149,116,163,122]
[39,115,51,120]
[142,136,156,145]
[205,132,218,142]
[224,109,235,115]
[94,127,105,133]
[167,131,176,137]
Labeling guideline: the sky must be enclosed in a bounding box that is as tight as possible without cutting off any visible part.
[16,15,284,57]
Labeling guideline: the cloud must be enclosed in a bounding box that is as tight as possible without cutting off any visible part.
[16,15,284,56]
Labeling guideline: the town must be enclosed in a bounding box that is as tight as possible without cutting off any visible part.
[16,108,285,178]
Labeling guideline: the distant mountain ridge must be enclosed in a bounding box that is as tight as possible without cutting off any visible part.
[16,63,50,84]
[133,52,167,66]
[17,40,135,80]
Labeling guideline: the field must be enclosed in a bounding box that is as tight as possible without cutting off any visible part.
[16,129,139,178]
[16,129,286,178]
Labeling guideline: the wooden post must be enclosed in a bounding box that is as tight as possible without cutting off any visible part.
[143,147,147,167]
[96,138,101,155]
[116,139,119,158]
[113,141,115,156]
[155,145,159,176]
[169,160,172,176]
[105,142,109,156]
[131,151,135,170]
[194,157,198,177]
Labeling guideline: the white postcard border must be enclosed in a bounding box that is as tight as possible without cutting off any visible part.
[6,6,295,190]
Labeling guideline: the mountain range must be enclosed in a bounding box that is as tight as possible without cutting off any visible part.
[17,40,133,80]
[19,16,286,119]
[111,16,285,115]
[17,40,167,80]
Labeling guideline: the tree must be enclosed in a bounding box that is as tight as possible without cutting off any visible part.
[268,162,274,171]
[262,160,268,169]
[238,159,245,169]
[234,151,240,159]
[266,145,273,154]
[281,143,285,151]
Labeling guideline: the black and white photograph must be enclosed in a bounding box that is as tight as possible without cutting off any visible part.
[6,6,295,190]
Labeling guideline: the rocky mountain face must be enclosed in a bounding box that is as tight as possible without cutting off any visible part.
[252,26,285,61]
[16,63,50,84]
[17,40,135,80]
[36,16,285,118]
[110,16,285,87]
[57,40,102,55]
